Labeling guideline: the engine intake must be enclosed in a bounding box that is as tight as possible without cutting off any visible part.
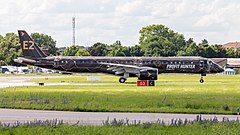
[139,69,158,80]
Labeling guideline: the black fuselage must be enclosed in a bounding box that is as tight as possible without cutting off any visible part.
[22,56,223,77]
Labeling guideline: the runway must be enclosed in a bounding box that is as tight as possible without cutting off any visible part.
[0,76,65,88]
[0,109,239,125]
[0,76,114,89]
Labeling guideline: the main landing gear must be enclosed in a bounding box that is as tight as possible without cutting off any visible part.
[119,72,129,83]
[119,77,127,83]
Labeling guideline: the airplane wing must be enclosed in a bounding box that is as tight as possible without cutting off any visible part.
[100,62,158,77]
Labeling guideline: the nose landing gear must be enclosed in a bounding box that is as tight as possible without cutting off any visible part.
[200,77,204,83]
[200,73,206,83]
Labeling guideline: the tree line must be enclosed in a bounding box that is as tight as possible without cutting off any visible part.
[0,24,239,66]
[49,24,240,58]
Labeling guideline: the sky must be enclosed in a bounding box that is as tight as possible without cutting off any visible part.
[0,0,240,47]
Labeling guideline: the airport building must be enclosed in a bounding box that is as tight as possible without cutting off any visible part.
[211,58,240,75]
[223,42,240,51]
[224,68,236,75]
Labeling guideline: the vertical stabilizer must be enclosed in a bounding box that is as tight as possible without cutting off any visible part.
[18,30,47,59]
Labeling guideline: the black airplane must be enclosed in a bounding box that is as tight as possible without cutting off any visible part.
[14,30,224,83]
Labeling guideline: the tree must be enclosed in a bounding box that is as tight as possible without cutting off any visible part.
[226,48,236,58]
[211,45,227,58]
[122,46,131,56]
[61,45,90,56]
[184,42,198,56]
[0,33,21,66]
[107,41,126,56]
[235,48,240,58]
[200,39,208,45]
[129,45,144,56]
[186,38,194,46]
[61,45,81,56]
[88,42,108,56]
[31,33,57,56]
[139,24,186,56]
[76,48,90,56]
[195,43,228,58]
[197,44,217,58]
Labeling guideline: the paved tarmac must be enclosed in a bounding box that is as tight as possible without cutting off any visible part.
[0,109,239,125]
[0,76,120,88]
[0,76,63,88]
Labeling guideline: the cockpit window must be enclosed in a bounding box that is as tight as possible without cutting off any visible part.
[209,60,214,65]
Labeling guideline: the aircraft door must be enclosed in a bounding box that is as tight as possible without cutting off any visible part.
[199,61,204,69]
[54,58,61,68]
[138,59,143,66]
[134,58,142,66]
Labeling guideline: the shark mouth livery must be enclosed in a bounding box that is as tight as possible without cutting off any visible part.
[15,30,224,83]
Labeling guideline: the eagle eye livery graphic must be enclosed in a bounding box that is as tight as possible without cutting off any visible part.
[15,30,224,83]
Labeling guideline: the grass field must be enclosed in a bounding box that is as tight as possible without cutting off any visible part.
[1,74,240,114]
[28,74,240,83]
[1,122,240,135]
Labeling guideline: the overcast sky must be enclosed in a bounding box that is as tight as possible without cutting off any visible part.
[0,0,240,47]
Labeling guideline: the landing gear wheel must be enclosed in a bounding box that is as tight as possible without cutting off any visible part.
[200,79,204,83]
[119,77,126,83]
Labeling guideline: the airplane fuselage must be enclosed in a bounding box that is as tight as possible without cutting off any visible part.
[20,56,219,76]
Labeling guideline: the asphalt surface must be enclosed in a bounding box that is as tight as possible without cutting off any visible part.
[0,76,119,88]
[0,109,239,125]
[0,76,63,88]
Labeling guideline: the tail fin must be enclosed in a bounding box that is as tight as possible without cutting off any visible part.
[18,30,47,59]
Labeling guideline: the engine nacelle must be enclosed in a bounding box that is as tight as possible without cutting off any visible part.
[139,69,158,80]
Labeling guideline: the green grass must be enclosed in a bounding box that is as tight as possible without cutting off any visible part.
[1,78,240,114]
[27,73,136,83]
[1,122,240,135]
[28,74,240,83]
[0,73,65,77]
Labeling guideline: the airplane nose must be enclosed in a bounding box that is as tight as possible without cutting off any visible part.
[210,63,224,73]
[218,65,224,73]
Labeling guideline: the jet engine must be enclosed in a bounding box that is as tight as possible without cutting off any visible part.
[138,69,158,80]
